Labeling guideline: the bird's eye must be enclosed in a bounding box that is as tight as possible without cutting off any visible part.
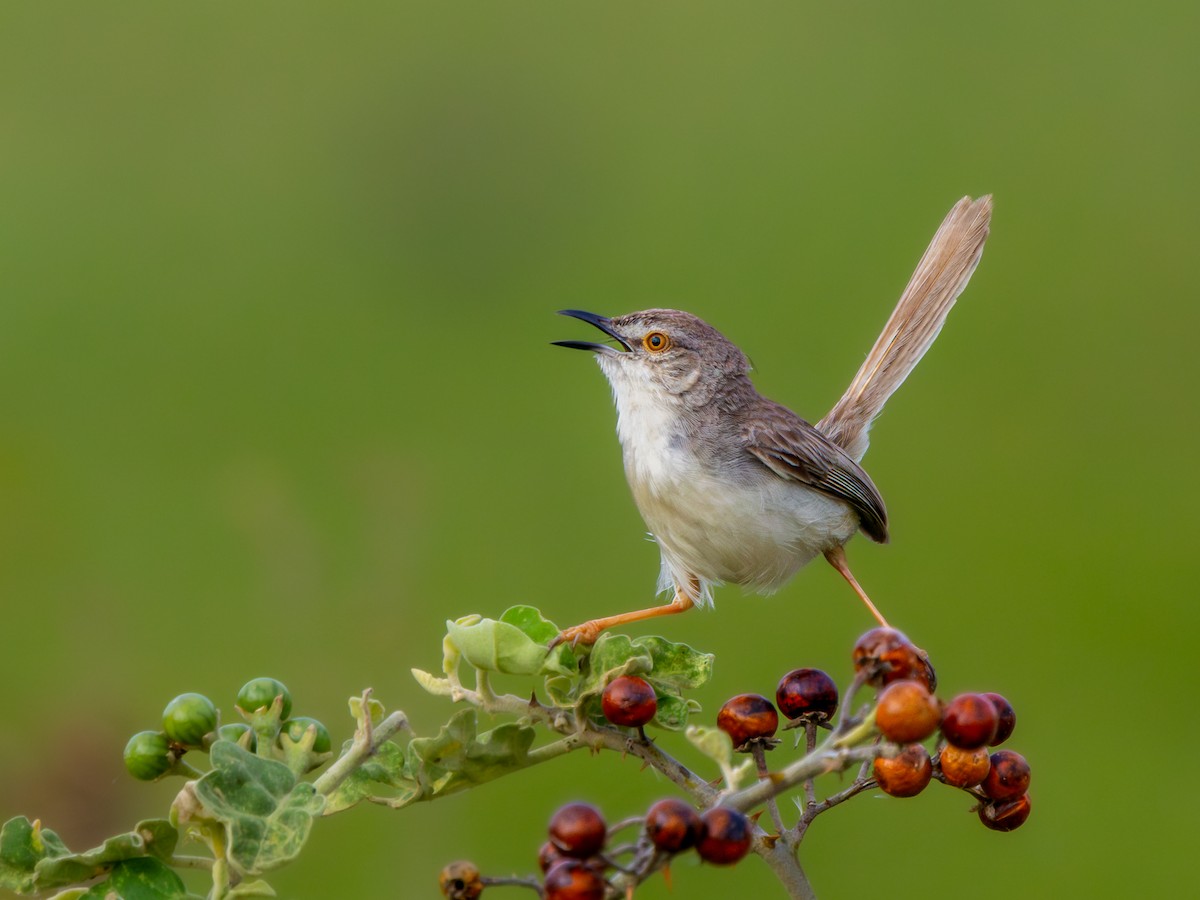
[643,331,671,353]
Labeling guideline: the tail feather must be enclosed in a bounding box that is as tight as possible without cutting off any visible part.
[818,195,993,461]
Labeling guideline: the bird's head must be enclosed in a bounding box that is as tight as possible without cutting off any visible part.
[554,308,750,408]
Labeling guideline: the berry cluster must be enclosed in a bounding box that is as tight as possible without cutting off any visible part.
[440,798,753,900]
[854,627,1032,829]
[122,677,332,782]
[438,624,1032,898]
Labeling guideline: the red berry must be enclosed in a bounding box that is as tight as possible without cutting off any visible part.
[983,692,1016,745]
[775,668,839,722]
[875,680,941,743]
[601,676,657,728]
[438,860,483,900]
[938,744,991,788]
[941,693,999,750]
[982,750,1031,801]
[548,802,607,858]
[873,744,933,798]
[978,794,1032,832]
[543,859,606,900]
[716,694,779,749]
[644,798,702,853]
[852,627,934,689]
[696,807,752,865]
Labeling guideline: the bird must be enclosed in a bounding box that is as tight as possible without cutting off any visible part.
[551,196,992,646]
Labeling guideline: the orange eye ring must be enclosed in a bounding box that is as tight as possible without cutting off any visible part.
[643,331,671,353]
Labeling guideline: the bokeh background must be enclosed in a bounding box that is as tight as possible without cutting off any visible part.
[1,2,1196,898]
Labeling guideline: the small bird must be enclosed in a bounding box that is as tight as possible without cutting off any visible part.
[553,196,992,646]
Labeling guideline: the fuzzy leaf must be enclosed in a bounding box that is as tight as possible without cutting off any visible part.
[407,709,536,799]
[0,817,70,893]
[633,636,714,690]
[79,857,188,899]
[33,820,179,889]
[193,741,325,876]
[323,740,419,814]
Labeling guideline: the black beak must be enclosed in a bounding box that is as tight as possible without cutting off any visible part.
[552,309,632,353]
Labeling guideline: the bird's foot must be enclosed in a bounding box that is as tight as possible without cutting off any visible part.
[549,619,606,649]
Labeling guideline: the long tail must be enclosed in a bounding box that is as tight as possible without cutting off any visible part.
[817,195,993,461]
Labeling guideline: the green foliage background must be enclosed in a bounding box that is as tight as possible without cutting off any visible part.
[1,2,1196,897]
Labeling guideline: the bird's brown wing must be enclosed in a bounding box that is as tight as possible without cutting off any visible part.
[742,401,889,543]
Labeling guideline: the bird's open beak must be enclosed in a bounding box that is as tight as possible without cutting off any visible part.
[552,309,631,353]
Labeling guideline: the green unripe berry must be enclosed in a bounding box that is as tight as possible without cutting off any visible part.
[215,722,257,750]
[237,677,292,719]
[162,693,218,747]
[124,731,173,781]
[282,716,332,753]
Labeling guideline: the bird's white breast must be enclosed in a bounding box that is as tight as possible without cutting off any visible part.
[599,357,858,607]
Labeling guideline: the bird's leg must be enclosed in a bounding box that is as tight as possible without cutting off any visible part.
[823,546,890,628]
[551,578,699,648]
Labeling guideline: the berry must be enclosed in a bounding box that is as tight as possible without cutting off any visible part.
[852,627,933,689]
[938,744,990,788]
[941,693,999,750]
[716,694,779,749]
[282,716,332,753]
[873,744,933,798]
[977,794,1032,832]
[601,676,657,728]
[237,677,293,719]
[696,807,752,865]
[543,859,606,900]
[162,693,218,748]
[548,802,607,859]
[875,680,941,743]
[123,731,174,781]
[982,750,1031,801]
[983,692,1017,745]
[215,722,257,751]
[775,668,839,722]
[438,860,483,900]
[644,798,702,853]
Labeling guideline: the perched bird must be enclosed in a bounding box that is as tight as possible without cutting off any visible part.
[553,196,992,646]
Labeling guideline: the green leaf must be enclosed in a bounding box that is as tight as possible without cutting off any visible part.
[0,817,69,893]
[193,741,325,877]
[445,614,550,677]
[499,606,577,676]
[407,709,536,800]
[323,740,419,814]
[34,820,180,890]
[633,636,714,691]
[558,633,714,729]
[79,857,187,900]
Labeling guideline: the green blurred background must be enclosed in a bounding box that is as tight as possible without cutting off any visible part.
[1,2,1196,897]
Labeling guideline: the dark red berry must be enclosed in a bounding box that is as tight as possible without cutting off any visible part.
[543,859,606,900]
[438,860,483,900]
[938,744,991,788]
[983,692,1016,745]
[852,627,933,689]
[941,693,999,750]
[982,750,1031,801]
[775,668,839,722]
[873,744,933,798]
[601,675,657,728]
[716,694,779,749]
[696,807,752,865]
[538,840,566,873]
[875,680,941,743]
[548,802,607,859]
[977,794,1032,832]
[644,798,702,853]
